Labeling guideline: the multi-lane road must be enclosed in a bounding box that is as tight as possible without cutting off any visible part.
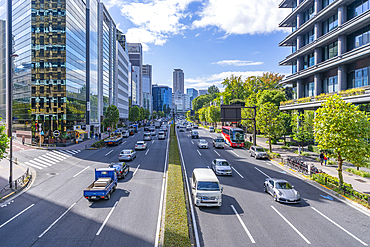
[177,127,370,247]
[0,128,168,247]
[1,125,370,246]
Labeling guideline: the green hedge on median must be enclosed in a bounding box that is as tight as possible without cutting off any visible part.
[163,125,191,247]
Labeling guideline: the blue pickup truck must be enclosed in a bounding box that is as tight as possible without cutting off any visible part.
[83,168,117,201]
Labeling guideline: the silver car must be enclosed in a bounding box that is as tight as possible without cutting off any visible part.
[119,149,136,161]
[250,146,268,159]
[143,132,152,141]
[263,178,301,203]
[197,139,208,149]
[211,159,232,176]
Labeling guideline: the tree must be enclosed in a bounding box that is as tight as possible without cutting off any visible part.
[192,94,213,111]
[257,90,286,107]
[139,107,145,121]
[103,105,119,131]
[279,112,292,146]
[0,118,9,159]
[129,106,140,122]
[206,105,220,127]
[208,85,220,97]
[314,94,370,184]
[291,110,315,147]
[256,102,283,152]
[152,110,157,120]
[198,107,208,123]
[221,75,246,104]
[144,109,150,120]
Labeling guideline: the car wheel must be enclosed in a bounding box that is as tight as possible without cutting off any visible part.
[263,184,267,193]
[106,192,111,200]
[250,152,252,157]
[273,193,277,202]
[113,185,117,191]
[254,155,257,159]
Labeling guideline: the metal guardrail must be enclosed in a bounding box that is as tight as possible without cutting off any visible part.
[0,168,31,198]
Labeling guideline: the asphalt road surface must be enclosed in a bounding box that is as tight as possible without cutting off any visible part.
[0,127,169,247]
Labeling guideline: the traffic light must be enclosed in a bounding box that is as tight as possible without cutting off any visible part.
[35,122,38,131]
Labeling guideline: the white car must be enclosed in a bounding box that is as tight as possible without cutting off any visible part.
[211,159,232,176]
[263,178,301,203]
[158,131,165,140]
[197,139,208,149]
[122,130,129,138]
[135,141,147,150]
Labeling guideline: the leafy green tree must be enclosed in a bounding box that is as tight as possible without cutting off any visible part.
[0,117,9,159]
[208,85,220,97]
[192,94,213,111]
[291,110,315,147]
[206,105,220,127]
[314,95,370,184]
[221,75,246,104]
[256,102,283,152]
[139,107,145,121]
[152,110,157,120]
[144,109,150,120]
[129,106,140,122]
[103,105,119,131]
[279,112,292,146]
[198,107,208,123]
[257,90,286,107]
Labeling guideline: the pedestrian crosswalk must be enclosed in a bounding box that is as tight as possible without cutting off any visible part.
[25,150,81,170]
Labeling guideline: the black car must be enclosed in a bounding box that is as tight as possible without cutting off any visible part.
[108,162,130,179]
[191,130,199,139]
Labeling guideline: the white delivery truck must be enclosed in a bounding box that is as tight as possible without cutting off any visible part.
[191,168,223,207]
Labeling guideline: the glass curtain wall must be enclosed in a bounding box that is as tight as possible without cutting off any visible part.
[90,0,98,124]
[102,16,109,114]
[0,3,5,121]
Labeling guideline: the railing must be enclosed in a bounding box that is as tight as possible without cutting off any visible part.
[0,168,31,198]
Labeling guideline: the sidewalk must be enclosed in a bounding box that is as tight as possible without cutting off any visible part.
[0,159,30,201]
[254,136,370,195]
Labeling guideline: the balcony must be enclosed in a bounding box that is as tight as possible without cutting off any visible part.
[279,87,370,110]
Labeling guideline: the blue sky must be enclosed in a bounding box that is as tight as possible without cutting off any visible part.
[102,0,292,91]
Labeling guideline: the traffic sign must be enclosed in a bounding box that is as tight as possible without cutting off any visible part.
[53,130,60,137]
[107,127,110,130]
[40,131,44,135]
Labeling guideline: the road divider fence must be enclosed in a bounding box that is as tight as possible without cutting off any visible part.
[0,168,31,201]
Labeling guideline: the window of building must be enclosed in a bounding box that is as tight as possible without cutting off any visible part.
[303,4,315,23]
[347,25,370,50]
[304,82,315,97]
[322,41,338,61]
[322,13,338,35]
[348,66,370,88]
[322,0,336,9]
[303,52,315,69]
[292,40,297,53]
[348,0,370,20]
[322,75,338,93]
[303,29,315,46]
[292,61,297,74]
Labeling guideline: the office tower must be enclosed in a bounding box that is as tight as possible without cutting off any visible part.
[142,64,152,112]
[187,88,198,109]
[279,0,370,111]
[173,69,184,93]
[198,90,208,95]
[128,43,142,107]
[152,84,172,113]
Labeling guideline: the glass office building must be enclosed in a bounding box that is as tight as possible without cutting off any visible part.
[152,84,172,113]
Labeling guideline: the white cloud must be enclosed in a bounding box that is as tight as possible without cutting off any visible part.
[212,60,263,66]
[192,0,290,35]
[185,70,268,90]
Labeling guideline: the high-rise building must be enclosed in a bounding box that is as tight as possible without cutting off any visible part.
[152,84,172,113]
[115,31,130,122]
[131,66,140,106]
[278,0,370,111]
[128,43,143,107]
[187,88,198,109]
[198,90,208,95]
[172,90,190,114]
[142,64,152,112]
[173,69,184,93]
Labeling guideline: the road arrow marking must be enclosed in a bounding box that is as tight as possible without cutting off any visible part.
[320,195,333,201]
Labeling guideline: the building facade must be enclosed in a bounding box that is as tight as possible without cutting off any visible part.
[172,90,190,114]
[128,43,142,107]
[152,84,172,113]
[131,66,140,106]
[142,64,152,112]
[116,31,129,122]
[198,89,208,95]
[187,88,198,109]
[173,69,184,93]
[279,0,370,111]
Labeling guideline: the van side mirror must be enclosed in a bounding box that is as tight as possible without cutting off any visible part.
[221,187,224,193]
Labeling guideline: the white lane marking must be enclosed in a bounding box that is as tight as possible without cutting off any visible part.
[152,140,154,144]
[214,150,221,156]
[96,201,119,236]
[37,156,56,165]
[25,162,43,170]
[231,167,244,178]
[28,160,48,168]
[230,150,240,157]
[207,166,210,169]
[33,158,52,166]
[231,205,255,244]
[263,161,272,166]
[0,204,34,229]
[58,150,72,156]
[73,166,90,178]
[197,150,201,156]
[42,155,60,163]
[271,206,311,244]
[44,153,64,161]
[122,141,126,144]
[105,150,113,156]
[145,149,150,155]
[254,167,270,178]
[64,150,77,154]
[312,207,368,246]
[154,130,170,247]
[39,203,76,238]
[191,141,194,144]
[133,165,140,177]
[52,150,70,158]
[48,152,67,159]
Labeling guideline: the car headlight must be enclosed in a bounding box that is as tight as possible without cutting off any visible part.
[278,191,283,196]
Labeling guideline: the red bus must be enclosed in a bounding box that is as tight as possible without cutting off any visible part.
[221,126,245,148]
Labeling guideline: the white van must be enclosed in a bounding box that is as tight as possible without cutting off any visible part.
[191,168,223,207]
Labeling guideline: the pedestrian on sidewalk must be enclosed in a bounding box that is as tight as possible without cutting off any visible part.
[298,145,302,156]
[320,151,324,165]
[249,135,252,143]
[22,135,25,145]
[324,152,328,166]
[99,133,101,140]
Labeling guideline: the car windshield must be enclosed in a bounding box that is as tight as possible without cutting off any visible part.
[256,147,265,152]
[218,161,229,166]
[159,132,164,135]
[276,182,292,189]
[192,131,198,135]
[144,133,150,136]
[232,131,244,143]
[210,127,214,129]
[137,142,144,145]
[199,140,207,144]
[215,139,223,142]
[122,150,131,154]
[197,181,220,191]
